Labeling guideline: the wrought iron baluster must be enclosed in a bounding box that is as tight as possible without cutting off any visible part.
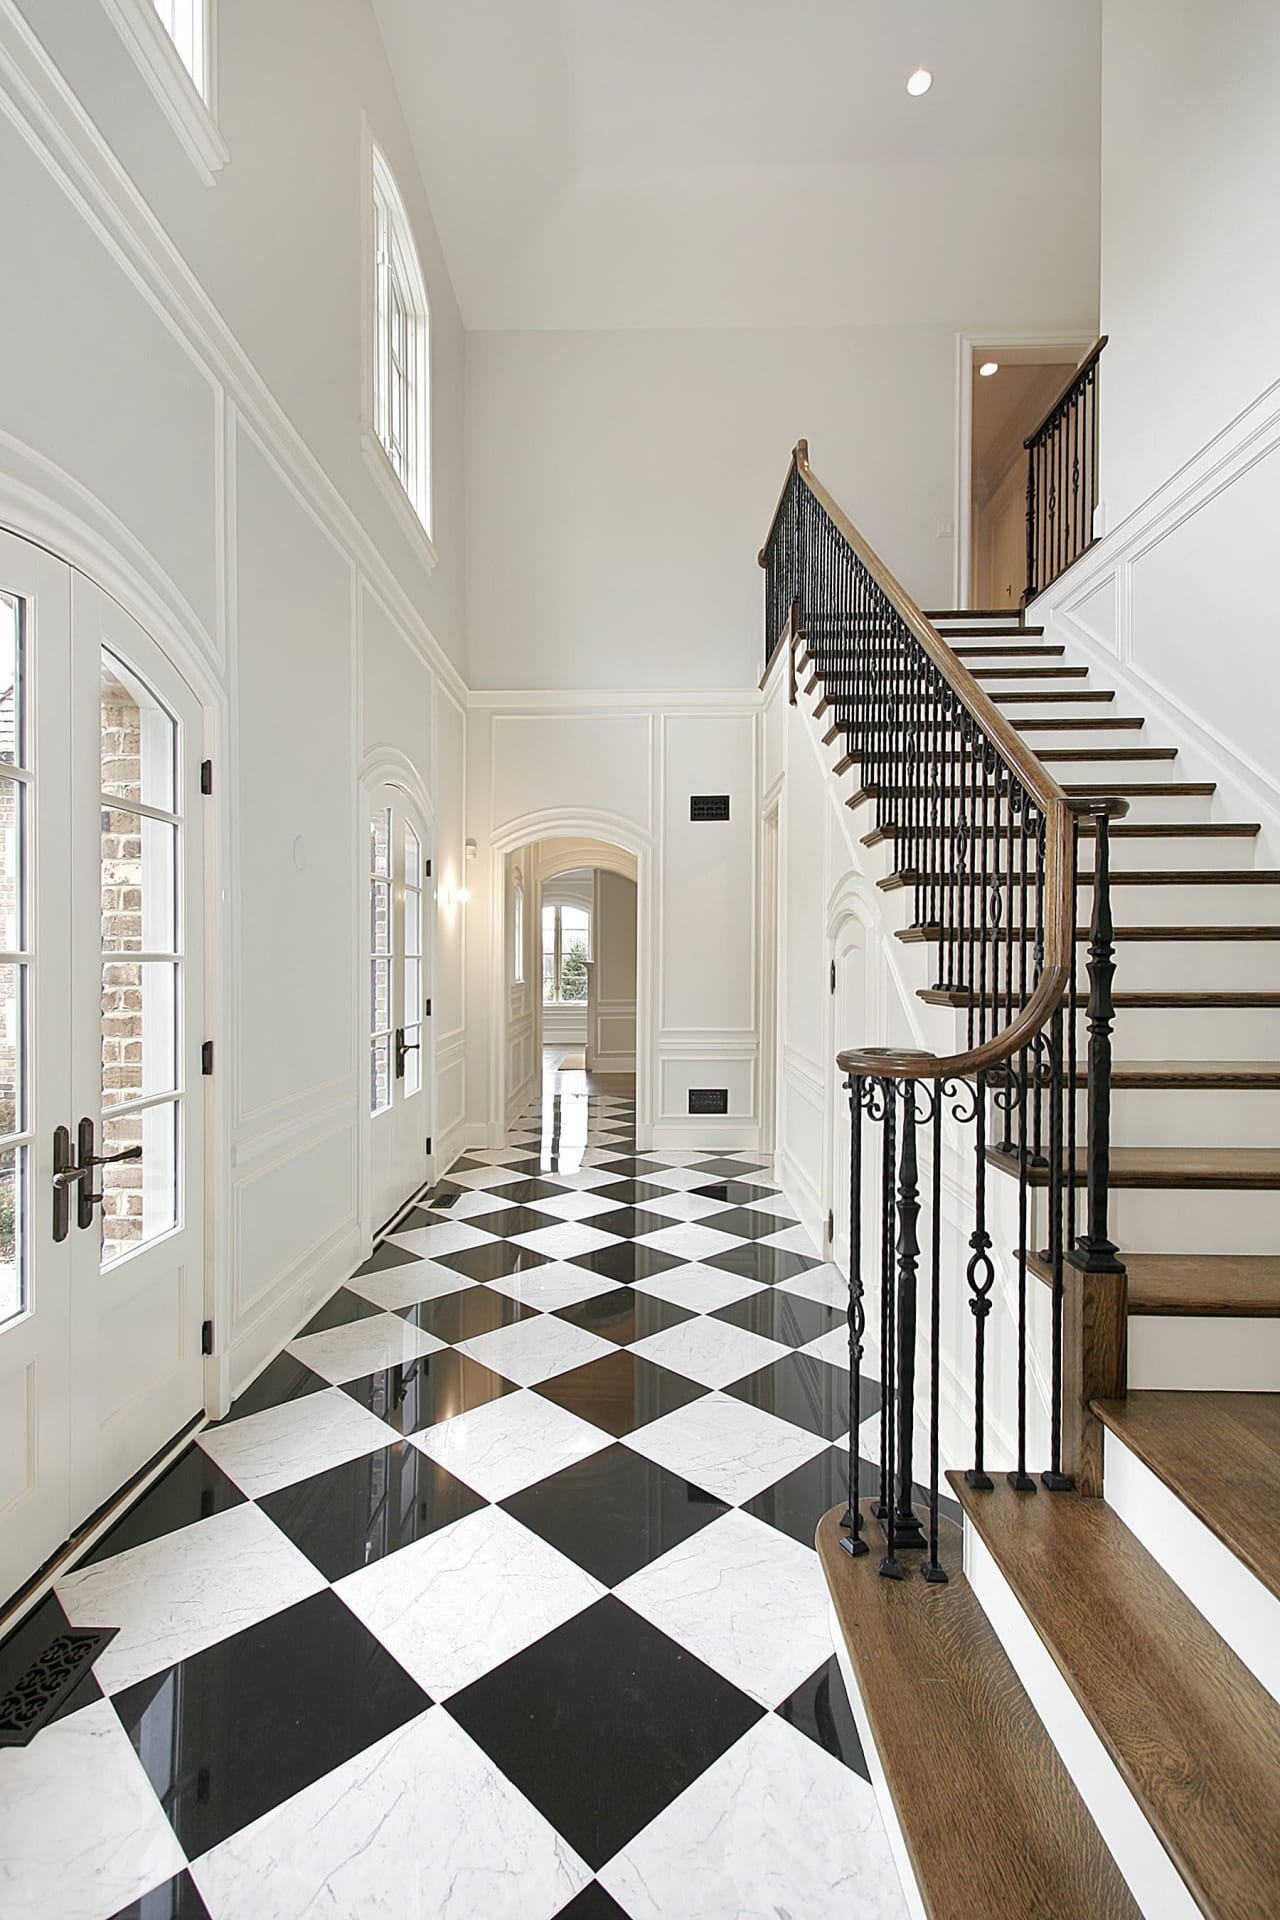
[922,1089,948,1581]
[841,1075,869,1556]
[893,1083,927,1555]
[965,1072,994,1490]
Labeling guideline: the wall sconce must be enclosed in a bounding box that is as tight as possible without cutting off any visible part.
[442,880,470,908]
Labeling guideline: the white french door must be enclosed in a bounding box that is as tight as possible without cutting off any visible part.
[368,783,431,1229]
[0,535,205,1604]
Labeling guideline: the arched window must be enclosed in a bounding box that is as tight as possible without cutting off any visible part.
[370,146,432,539]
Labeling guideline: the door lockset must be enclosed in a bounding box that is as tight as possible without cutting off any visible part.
[52,1119,143,1237]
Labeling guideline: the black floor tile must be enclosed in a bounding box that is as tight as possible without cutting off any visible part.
[107,1869,213,1918]
[339,1349,515,1434]
[711,1290,843,1349]
[114,1590,429,1858]
[432,1241,550,1285]
[491,1178,574,1205]
[502,1443,725,1587]
[259,1441,485,1581]
[452,1206,548,1239]
[705,1243,820,1285]
[742,1447,870,1549]
[0,1592,104,1730]
[396,1289,536,1344]
[563,1241,684,1285]
[390,1205,446,1234]
[351,1239,422,1279]
[533,1348,708,1439]
[218,1350,329,1423]
[296,1287,386,1338]
[691,1179,781,1204]
[775,1657,869,1780]
[724,1351,856,1439]
[554,1288,694,1345]
[581,1179,668,1207]
[584,1206,674,1240]
[691,1156,772,1178]
[552,1881,633,1919]
[448,1595,761,1870]
[700,1206,795,1242]
[83,1446,245,1566]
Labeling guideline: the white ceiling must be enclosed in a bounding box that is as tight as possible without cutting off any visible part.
[373,0,1103,332]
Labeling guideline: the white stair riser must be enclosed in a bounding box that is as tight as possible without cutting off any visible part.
[1106,1004,1280,1058]
[1126,1314,1280,1391]
[1106,1186,1280,1257]
[1093,942,1280,989]
[964,1527,1199,1920]
[1101,1085,1280,1148]
[1102,1428,1280,1704]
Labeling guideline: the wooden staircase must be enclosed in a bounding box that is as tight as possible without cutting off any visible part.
[784,601,1280,1917]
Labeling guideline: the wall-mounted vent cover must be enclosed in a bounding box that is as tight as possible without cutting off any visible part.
[690,795,730,822]
[688,1088,729,1115]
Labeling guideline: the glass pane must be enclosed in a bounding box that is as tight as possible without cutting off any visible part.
[405,823,421,889]
[101,651,176,813]
[0,778,22,954]
[0,593,23,769]
[102,961,177,1108]
[0,1145,23,1325]
[102,809,177,954]
[542,951,555,1003]
[404,1023,422,1097]
[404,958,422,1024]
[371,807,390,878]
[100,1101,178,1267]
[0,963,24,1140]
[371,958,391,1036]
[371,1034,391,1115]
[560,935,588,1002]
[562,905,590,958]
[405,887,421,961]
[370,877,390,958]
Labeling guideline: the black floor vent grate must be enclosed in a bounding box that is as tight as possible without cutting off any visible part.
[0,1625,118,1746]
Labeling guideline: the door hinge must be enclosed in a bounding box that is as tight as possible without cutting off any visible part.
[201,1041,214,1076]
[201,1319,214,1356]
[425,859,432,879]
[830,960,836,995]
[425,998,431,1017]
[425,1136,432,1155]
[200,759,213,795]
[827,1209,834,1245]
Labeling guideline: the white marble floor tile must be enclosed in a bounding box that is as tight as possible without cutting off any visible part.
[759,1222,821,1256]
[486,1264,621,1313]
[538,1166,629,1192]
[336,1505,604,1701]
[623,1393,826,1506]
[633,1165,723,1192]
[457,1314,615,1388]
[599,1712,907,1920]
[800,1326,851,1370]
[634,1221,743,1262]
[191,1708,591,1920]
[629,1317,791,1391]
[615,1509,831,1708]
[510,1221,622,1260]
[523,1189,621,1222]
[747,1191,799,1220]
[197,1386,392,1498]
[55,1502,325,1695]
[0,1697,186,1920]
[631,1262,765,1314]
[386,1219,497,1259]
[445,1187,518,1219]
[286,1311,445,1386]
[348,1258,478,1313]
[777,1262,849,1311]
[449,1164,531,1188]
[411,1389,611,1502]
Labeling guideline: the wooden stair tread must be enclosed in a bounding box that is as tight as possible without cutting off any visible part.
[1106,1060,1280,1086]
[1015,717,1145,730]
[816,1506,1140,1920]
[1093,1392,1280,1603]
[991,689,1115,703]
[950,1474,1280,1920]
[1060,782,1215,797]
[1040,747,1178,762]
[990,1145,1280,1189]
[954,643,1066,658]
[1027,1248,1280,1316]
[924,608,1036,622]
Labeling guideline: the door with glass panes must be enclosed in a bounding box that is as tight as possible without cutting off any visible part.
[368,784,431,1228]
[0,534,205,1602]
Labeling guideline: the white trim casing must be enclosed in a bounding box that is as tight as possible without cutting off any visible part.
[99,0,228,185]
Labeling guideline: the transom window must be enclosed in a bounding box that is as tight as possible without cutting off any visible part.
[372,148,431,536]
[542,903,590,1005]
[151,0,207,95]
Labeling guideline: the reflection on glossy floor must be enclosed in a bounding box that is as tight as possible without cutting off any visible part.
[0,1065,912,1919]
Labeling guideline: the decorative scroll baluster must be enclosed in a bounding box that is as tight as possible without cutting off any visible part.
[841,1075,869,1557]
[922,1090,947,1582]
[1070,807,1125,1276]
[893,1084,927,1554]
[965,1074,995,1490]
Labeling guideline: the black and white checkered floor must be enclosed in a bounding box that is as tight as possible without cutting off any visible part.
[0,1074,908,1919]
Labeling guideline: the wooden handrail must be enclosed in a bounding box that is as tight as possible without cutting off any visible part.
[762,440,1126,1084]
[1023,337,1108,452]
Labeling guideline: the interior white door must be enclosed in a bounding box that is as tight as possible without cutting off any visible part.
[368,783,431,1228]
[0,540,206,1605]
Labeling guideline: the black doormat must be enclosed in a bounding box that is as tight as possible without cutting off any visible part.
[0,1625,119,1746]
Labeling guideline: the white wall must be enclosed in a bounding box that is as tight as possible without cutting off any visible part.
[1099,0,1280,525]
[466,694,761,1151]
[465,327,972,691]
[0,1,468,1405]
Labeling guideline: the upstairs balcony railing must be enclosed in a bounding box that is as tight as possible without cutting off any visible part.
[1024,337,1106,602]
[761,442,1125,1582]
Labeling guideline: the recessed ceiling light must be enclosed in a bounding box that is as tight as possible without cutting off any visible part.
[979,360,999,377]
[906,68,933,97]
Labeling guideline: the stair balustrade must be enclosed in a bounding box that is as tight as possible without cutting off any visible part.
[760,441,1126,1582]
[1024,338,1106,601]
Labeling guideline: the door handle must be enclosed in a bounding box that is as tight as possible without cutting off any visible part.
[74,1117,142,1231]
[395,1028,421,1079]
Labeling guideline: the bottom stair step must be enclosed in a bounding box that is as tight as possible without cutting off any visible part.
[816,1505,1141,1920]
[951,1474,1280,1920]
[1027,1249,1280,1316]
